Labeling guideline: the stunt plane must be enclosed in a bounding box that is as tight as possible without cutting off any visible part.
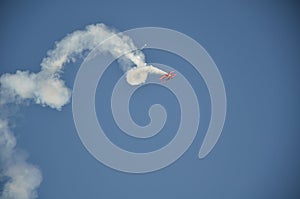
[160,71,176,82]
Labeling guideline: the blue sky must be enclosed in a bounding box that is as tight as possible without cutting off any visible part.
[1,1,300,199]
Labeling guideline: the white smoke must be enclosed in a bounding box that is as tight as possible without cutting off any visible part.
[0,23,166,109]
[126,65,166,85]
[0,23,166,199]
[0,120,42,199]
[0,71,70,110]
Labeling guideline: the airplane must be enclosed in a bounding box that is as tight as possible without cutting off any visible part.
[132,44,147,54]
[140,44,147,50]
[160,71,176,82]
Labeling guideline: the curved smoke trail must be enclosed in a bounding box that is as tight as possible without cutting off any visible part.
[0,23,163,199]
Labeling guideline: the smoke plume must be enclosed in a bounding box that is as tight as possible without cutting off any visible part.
[0,23,166,199]
[0,120,42,199]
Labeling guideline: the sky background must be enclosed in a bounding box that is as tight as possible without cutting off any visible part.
[1,0,300,199]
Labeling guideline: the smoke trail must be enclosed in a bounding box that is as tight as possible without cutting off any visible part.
[126,65,166,85]
[0,24,166,109]
[0,23,166,198]
[0,120,42,199]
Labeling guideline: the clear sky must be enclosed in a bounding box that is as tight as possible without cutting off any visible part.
[1,0,300,199]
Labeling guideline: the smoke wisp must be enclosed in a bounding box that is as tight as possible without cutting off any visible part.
[0,23,166,199]
[0,119,42,199]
